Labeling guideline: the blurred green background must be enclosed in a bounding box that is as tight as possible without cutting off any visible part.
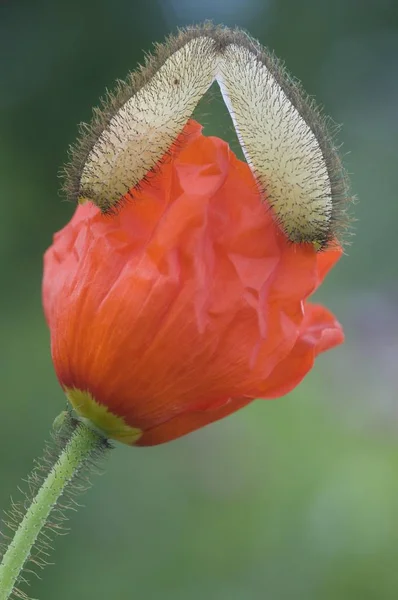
[1,0,398,598]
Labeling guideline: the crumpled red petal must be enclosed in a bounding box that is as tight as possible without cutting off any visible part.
[43,120,344,445]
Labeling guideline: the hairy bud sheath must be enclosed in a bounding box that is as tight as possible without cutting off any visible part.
[63,23,351,249]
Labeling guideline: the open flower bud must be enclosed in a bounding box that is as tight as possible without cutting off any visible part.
[44,120,344,445]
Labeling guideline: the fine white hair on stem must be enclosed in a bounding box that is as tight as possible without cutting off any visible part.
[63,23,350,248]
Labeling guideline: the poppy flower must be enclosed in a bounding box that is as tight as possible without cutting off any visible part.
[43,120,344,446]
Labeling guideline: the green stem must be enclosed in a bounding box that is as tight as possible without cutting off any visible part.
[0,421,107,600]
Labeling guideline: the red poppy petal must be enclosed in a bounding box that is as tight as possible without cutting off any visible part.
[43,120,344,445]
[136,396,252,446]
[135,303,343,445]
[256,302,344,399]
[316,245,342,281]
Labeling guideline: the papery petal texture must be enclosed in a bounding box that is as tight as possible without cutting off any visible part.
[43,121,343,445]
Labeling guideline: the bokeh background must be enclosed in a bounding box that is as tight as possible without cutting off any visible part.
[1,0,398,598]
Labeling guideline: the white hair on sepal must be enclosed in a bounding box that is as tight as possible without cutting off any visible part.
[62,23,351,249]
[215,36,351,249]
[62,25,222,213]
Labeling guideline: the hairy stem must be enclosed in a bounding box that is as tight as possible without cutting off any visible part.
[0,420,108,600]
